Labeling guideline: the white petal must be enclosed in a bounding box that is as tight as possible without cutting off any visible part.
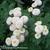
[21,16,29,24]
[14,7,21,11]
[5,37,11,46]
[35,25,43,33]
[12,38,19,47]
[9,24,16,31]
[35,33,41,39]
[6,17,12,25]
[31,2,37,8]
[28,7,33,12]
[32,8,40,16]
[36,0,42,6]
[9,10,13,15]
[35,21,42,26]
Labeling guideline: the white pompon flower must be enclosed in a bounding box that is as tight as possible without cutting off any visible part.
[43,29,49,36]
[31,2,37,8]
[32,8,40,16]
[35,25,43,33]
[36,0,42,6]
[20,28,25,33]
[13,10,22,17]
[5,37,11,46]
[28,7,33,12]
[9,24,16,31]
[9,10,13,15]
[21,16,29,24]
[19,35,25,42]
[42,25,49,36]
[12,38,19,47]
[13,29,21,36]
[35,33,41,39]
[35,21,42,26]
[6,17,12,25]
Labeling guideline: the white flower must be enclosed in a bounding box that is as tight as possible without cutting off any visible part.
[35,25,43,33]
[9,24,16,31]
[43,29,49,36]
[5,37,11,46]
[35,33,41,39]
[12,38,19,47]
[36,0,42,6]
[32,8,40,16]
[14,7,21,11]
[6,17,12,25]
[21,16,29,24]
[35,21,42,26]
[19,35,25,42]
[31,2,37,8]
[9,10,13,15]
[12,17,20,24]
[13,29,21,37]
[20,28,25,33]
[28,7,33,12]
[42,25,49,36]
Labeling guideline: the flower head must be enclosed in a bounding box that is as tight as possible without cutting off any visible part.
[6,17,12,25]
[21,16,29,24]
[35,33,41,39]
[32,8,40,16]
[28,7,33,12]
[35,25,43,33]
[43,25,49,36]
[12,38,19,47]
[5,37,11,46]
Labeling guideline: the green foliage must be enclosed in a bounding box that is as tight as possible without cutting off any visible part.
[0,0,50,50]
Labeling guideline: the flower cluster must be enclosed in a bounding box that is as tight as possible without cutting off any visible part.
[34,21,49,39]
[28,0,42,16]
[5,7,29,47]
